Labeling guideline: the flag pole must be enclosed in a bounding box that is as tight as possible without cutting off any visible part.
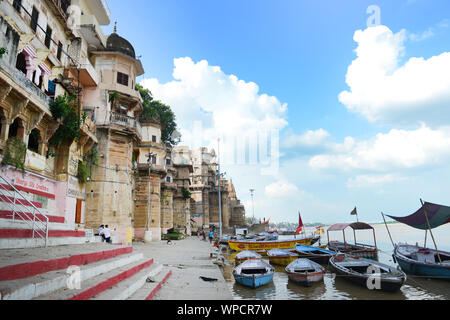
[420,199,442,264]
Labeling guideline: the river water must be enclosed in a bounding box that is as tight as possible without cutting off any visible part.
[220,223,450,300]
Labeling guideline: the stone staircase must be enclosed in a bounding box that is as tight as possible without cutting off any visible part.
[0,181,100,249]
[0,244,171,300]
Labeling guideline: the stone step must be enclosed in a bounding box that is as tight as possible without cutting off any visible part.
[127,268,172,300]
[32,255,152,300]
[0,253,143,300]
[0,229,86,238]
[0,236,101,250]
[0,218,74,231]
[91,263,163,300]
[0,246,133,281]
[0,211,65,224]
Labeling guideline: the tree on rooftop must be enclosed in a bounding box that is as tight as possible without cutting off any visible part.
[136,84,179,146]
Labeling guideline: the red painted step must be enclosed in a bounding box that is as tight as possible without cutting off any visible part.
[0,229,85,239]
[0,195,43,208]
[0,211,65,223]
[0,246,133,281]
[145,270,173,300]
[68,258,154,300]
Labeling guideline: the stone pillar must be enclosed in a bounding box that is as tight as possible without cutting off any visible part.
[160,187,174,234]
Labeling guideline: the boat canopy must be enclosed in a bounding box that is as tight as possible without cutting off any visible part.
[385,201,450,230]
[327,222,374,232]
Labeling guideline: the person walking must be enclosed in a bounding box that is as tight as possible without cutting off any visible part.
[209,230,214,244]
[202,230,206,241]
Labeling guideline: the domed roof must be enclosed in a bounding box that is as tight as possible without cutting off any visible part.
[105,32,136,59]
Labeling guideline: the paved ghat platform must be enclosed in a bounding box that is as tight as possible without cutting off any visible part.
[133,236,233,300]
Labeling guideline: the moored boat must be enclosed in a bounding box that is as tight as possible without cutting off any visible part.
[232,259,275,289]
[382,201,450,280]
[393,243,450,280]
[294,244,336,264]
[285,258,325,287]
[228,236,313,252]
[267,249,299,266]
[327,222,378,260]
[234,250,262,265]
[329,254,406,292]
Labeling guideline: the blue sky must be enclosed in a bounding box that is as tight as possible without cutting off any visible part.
[104,0,450,224]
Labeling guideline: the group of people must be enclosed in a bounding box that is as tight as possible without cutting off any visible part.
[198,228,215,244]
[98,225,113,243]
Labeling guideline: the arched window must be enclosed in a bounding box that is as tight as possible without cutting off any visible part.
[8,118,24,139]
[16,52,27,75]
[28,128,40,153]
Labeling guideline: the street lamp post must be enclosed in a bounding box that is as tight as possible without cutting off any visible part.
[216,139,226,240]
[250,189,255,224]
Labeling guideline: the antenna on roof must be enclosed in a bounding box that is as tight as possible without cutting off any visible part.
[114,21,117,33]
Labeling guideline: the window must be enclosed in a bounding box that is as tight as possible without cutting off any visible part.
[166,176,172,183]
[117,72,129,86]
[152,156,156,165]
[152,135,157,143]
[30,7,39,33]
[16,52,27,75]
[13,0,22,13]
[166,158,171,166]
[57,41,63,60]
[28,129,40,154]
[45,26,52,49]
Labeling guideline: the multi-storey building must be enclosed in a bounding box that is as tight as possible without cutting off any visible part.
[0,0,106,248]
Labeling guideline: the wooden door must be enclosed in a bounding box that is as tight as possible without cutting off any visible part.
[75,199,83,224]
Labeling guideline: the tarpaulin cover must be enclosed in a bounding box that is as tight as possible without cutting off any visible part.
[327,222,374,232]
[386,201,450,230]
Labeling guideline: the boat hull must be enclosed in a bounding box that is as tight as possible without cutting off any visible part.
[296,252,333,265]
[287,271,324,287]
[268,255,298,266]
[394,246,450,280]
[329,256,406,292]
[229,237,313,252]
[328,242,378,260]
[233,273,274,289]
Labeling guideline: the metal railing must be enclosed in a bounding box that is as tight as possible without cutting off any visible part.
[109,112,142,137]
[0,173,49,246]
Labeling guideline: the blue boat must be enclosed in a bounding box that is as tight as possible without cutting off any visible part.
[393,244,450,280]
[232,259,275,289]
[295,244,337,264]
[383,200,450,280]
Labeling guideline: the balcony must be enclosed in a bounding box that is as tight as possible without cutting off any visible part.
[72,57,99,87]
[97,111,142,138]
[44,0,70,24]
[80,14,107,49]
[85,0,111,26]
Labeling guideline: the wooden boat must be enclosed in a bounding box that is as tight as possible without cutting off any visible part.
[285,258,325,287]
[234,250,262,265]
[329,254,406,292]
[267,249,299,266]
[232,259,275,289]
[383,201,450,280]
[393,244,450,280]
[228,236,313,252]
[294,244,336,264]
[327,222,378,260]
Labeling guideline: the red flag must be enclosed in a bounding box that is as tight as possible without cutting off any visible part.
[263,218,270,225]
[295,212,304,234]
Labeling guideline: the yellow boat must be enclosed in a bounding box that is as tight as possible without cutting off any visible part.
[267,249,299,266]
[228,236,313,252]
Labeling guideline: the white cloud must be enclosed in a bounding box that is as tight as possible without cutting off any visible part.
[264,180,300,199]
[408,28,434,42]
[339,25,450,126]
[309,125,450,172]
[347,174,408,188]
[282,129,330,149]
[140,57,288,151]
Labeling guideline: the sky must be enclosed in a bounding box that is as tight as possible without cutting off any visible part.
[103,0,450,224]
